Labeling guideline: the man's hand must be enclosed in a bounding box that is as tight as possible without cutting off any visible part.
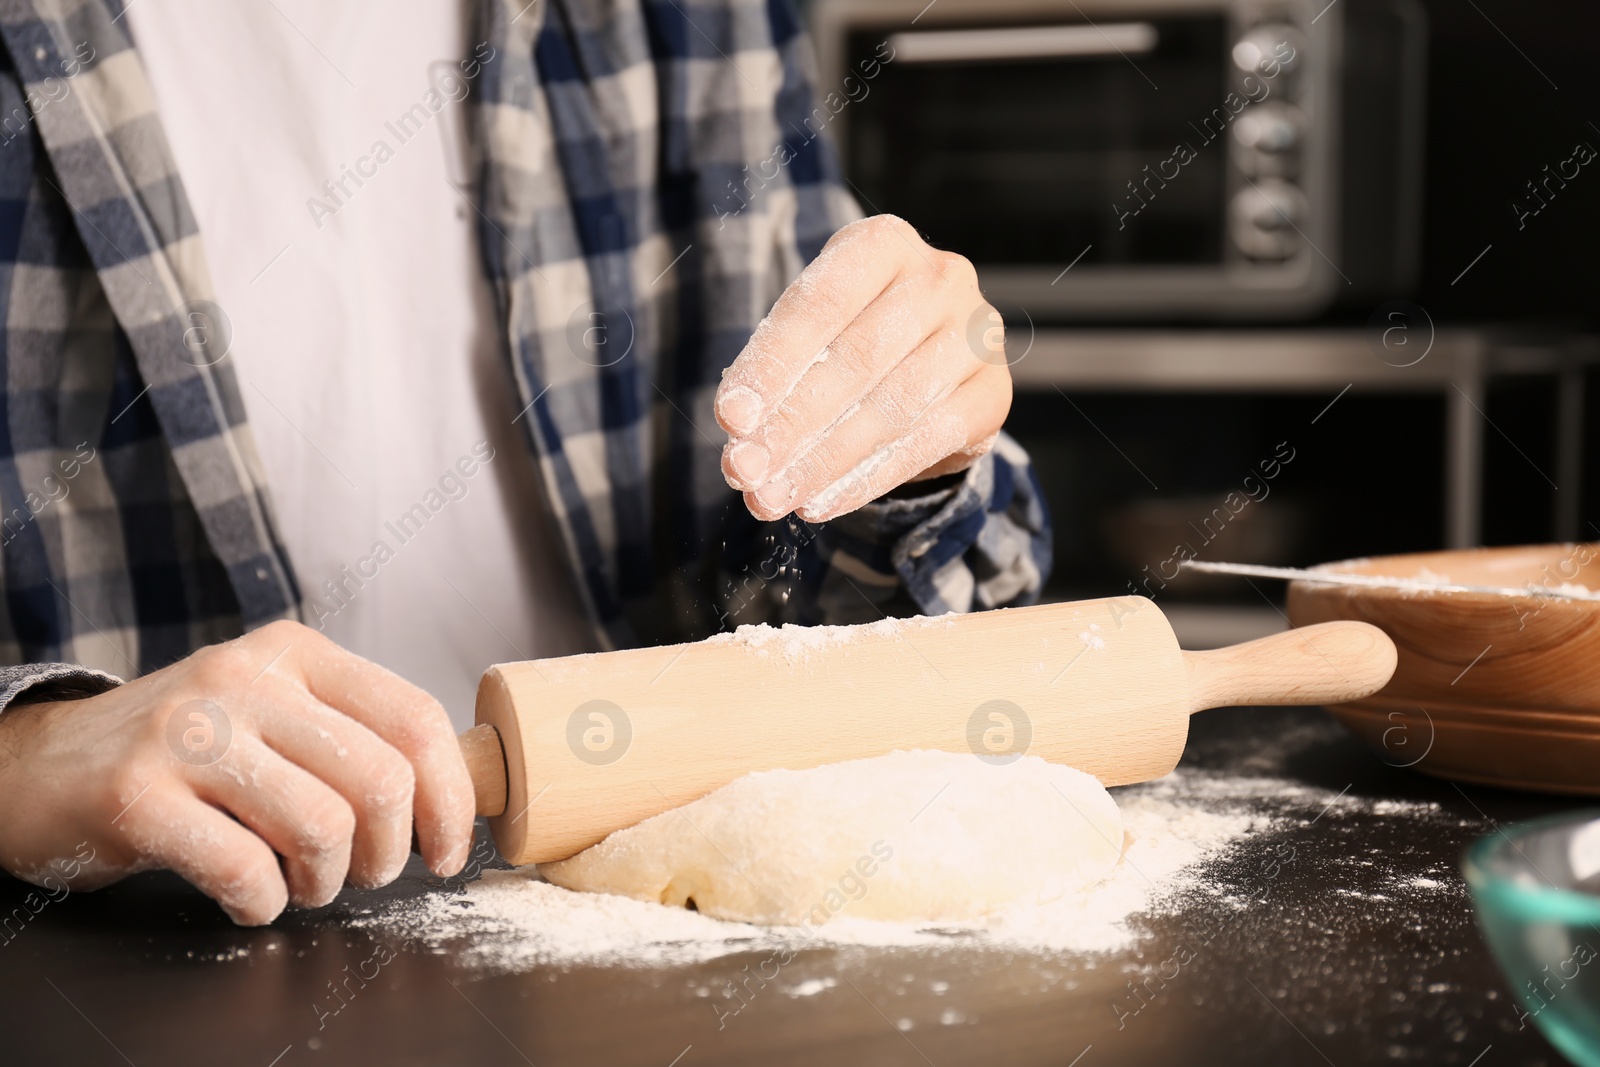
[714,215,1011,522]
[0,621,475,925]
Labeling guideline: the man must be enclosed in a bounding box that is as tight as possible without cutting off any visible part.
[0,0,1048,924]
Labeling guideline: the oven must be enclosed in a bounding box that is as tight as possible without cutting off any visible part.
[810,0,1428,321]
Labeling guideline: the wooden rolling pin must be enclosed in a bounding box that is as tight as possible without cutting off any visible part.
[456,597,1396,865]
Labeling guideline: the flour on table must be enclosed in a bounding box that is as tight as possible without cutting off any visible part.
[356,759,1465,974]
[542,751,1124,925]
[359,769,1285,971]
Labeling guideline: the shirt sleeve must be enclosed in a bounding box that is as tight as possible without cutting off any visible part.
[0,664,122,712]
[718,432,1052,627]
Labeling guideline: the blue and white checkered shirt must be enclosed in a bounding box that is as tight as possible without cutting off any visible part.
[0,0,1050,706]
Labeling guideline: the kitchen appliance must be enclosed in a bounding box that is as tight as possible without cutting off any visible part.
[455,602,1395,863]
[810,0,1427,320]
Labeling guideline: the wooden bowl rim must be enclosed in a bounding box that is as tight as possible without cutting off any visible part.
[1289,543,1600,612]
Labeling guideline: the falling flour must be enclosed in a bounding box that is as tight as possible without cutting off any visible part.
[351,766,1454,974]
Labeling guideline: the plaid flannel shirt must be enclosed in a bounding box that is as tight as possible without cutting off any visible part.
[0,0,1050,707]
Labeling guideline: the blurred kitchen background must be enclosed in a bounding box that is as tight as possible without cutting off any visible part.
[802,0,1600,645]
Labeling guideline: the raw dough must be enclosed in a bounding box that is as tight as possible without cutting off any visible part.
[539,749,1125,925]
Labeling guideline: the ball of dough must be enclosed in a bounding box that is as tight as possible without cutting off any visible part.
[540,749,1125,925]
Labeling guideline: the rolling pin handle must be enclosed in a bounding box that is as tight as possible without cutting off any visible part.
[458,723,509,817]
[1181,621,1398,714]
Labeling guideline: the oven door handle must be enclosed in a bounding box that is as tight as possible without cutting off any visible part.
[887,22,1158,64]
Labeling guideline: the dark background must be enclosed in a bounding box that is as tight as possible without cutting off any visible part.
[813,0,1600,600]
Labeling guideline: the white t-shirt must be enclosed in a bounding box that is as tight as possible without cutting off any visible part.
[126,1,595,728]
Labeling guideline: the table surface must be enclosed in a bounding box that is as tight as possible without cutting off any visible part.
[0,707,1581,1067]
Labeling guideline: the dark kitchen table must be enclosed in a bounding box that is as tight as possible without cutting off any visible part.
[0,706,1582,1067]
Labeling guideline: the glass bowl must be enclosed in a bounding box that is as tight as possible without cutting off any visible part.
[1464,810,1600,1066]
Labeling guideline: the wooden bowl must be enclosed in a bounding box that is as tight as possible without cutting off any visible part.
[1285,544,1600,795]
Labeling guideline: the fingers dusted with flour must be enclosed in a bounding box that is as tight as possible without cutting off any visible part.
[0,620,476,926]
[116,784,291,926]
[715,216,915,441]
[184,732,357,908]
[265,625,475,881]
[715,214,1012,522]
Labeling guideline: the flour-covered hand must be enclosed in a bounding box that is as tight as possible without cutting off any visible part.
[0,622,475,925]
[714,215,1011,522]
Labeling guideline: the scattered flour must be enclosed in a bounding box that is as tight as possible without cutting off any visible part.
[348,768,1419,974]
[786,977,836,997]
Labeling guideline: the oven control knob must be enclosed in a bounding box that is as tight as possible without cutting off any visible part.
[1230,180,1308,259]
[1232,25,1305,78]
[1234,104,1302,154]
